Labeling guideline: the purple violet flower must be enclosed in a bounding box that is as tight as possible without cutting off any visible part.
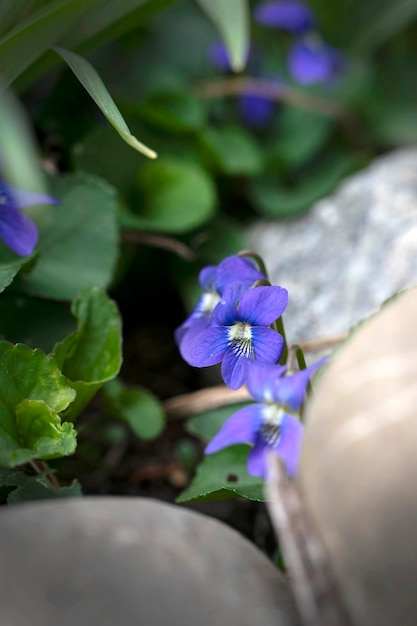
[237,92,277,129]
[182,282,288,390]
[206,358,328,478]
[175,255,265,355]
[254,0,315,34]
[207,41,278,128]
[0,180,58,256]
[208,41,234,72]
[288,36,344,84]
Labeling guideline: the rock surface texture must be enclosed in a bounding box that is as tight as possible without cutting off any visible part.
[0,497,300,626]
[247,148,417,345]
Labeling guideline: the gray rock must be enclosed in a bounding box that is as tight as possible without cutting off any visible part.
[0,497,300,626]
[247,148,417,345]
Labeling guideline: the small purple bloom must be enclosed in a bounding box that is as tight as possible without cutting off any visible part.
[254,1,315,34]
[175,255,265,359]
[237,92,276,128]
[207,41,277,127]
[183,282,288,390]
[206,358,328,478]
[288,37,344,84]
[208,41,233,72]
[0,180,58,256]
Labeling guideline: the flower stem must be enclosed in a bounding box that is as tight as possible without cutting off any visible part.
[29,459,60,490]
[195,76,371,149]
[275,316,288,364]
[287,344,307,371]
[237,250,269,280]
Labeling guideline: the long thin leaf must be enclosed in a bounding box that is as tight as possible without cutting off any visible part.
[0,0,32,38]
[15,0,177,91]
[350,0,417,52]
[61,0,176,52]
[0,0,98,87]
[195,0,249,72]
[0,88,49,202]
[53,47,157,159]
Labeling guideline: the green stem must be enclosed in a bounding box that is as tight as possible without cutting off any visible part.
[237,250,269,281]
[30,459,60,491]
[275,316,288,365]
[295,346,307,371]
[286,343,307,371]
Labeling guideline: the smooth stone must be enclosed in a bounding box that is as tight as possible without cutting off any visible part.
[299,287,417,626]
[0,497,300,626]
[247,148,417,345]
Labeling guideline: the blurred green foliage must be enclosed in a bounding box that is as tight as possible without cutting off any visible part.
[0,0,415,501]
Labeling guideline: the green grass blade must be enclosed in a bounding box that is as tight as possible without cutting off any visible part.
[0,0,98,86]
[61,0,176,52]
[195,0,249,71]
[53,46,157,159]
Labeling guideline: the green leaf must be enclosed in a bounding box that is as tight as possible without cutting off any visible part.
[16,0,178,89]
[195,0,249,72]
[366,60,417,146]
[0,293,76,353]
[0,467,82,504]
[0,257,29,293]
[22,173,119,301]
[187,403,250,442]
[16,400,77,458]
[0,1,29,38]
[53,46,157,159]
[349,0,417,53]
[253,153,359,218]
[72,125,140,193]
[104,379,165,440]
[200,126,264,176]
[0,85,54,209]
[121,159,216,233]
[177,445,265,502]
[269,107,332,169]
[371,103,417,146]
[54,286,122,419]
[173,215,249,311]
[136,89,206,134]
[60,0,177,52]
[307,0,417,51]
[0,0,99,86]
[0,341,76,467]
[192,216,248,262]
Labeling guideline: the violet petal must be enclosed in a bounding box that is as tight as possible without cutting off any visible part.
[273,413,304,477]
[205,404,261,454]
[238,285,288,326]
[0,205,38,256]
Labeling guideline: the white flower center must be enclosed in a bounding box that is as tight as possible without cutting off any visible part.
[201,291,221,313]
[227,322,253,358]
[260,404,285,445]
[196,291,221,319]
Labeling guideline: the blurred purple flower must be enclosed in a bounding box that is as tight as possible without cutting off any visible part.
[254,0,315,34]
[207,41,278,127]
[182,282,288,390]
[237,92,277,128]
[206,358,328,479]
[175,255,265,361]
[288,37,344,84]
[0,180,58,256]
[208,41,234,72]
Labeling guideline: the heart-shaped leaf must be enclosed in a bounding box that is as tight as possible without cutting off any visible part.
[0,341,76,467]
[54,286,122,419]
